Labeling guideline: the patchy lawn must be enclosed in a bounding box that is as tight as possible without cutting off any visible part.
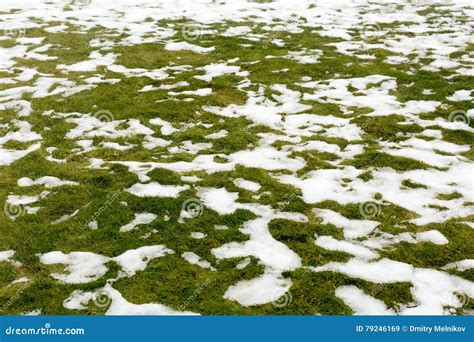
[0,0,473,315]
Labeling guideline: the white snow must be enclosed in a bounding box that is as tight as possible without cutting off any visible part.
[51,209,79,225]
[18,176,79,188]
[335,285,395,315]
[2,0,474,316]
[224,270,291,307]
[165,42,214,53]
[195,62,248,82]
[447,90,472,101]
[114,245,173,276]
[205,130,228,139]
[182,252,214,270]
[126,182,189,197]
[315,235,379,260]
[190,232,206,239]
[64,284,197,315]
[40,245,174,283]
[198,188,239,215]
[442,260,474,272]
[0,250,21,266]
[120,213,157,232]
[312,258,474,315]
[415,230,449,245]
[313,208,379,239]
[39,251,109,284]
[233,178,261,192]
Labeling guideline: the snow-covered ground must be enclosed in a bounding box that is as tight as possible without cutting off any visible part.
[0,0,473,315]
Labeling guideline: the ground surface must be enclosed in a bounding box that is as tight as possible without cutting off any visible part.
[0,0,473,315]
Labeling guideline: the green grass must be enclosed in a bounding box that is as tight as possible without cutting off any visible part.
[0,11,473,316]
